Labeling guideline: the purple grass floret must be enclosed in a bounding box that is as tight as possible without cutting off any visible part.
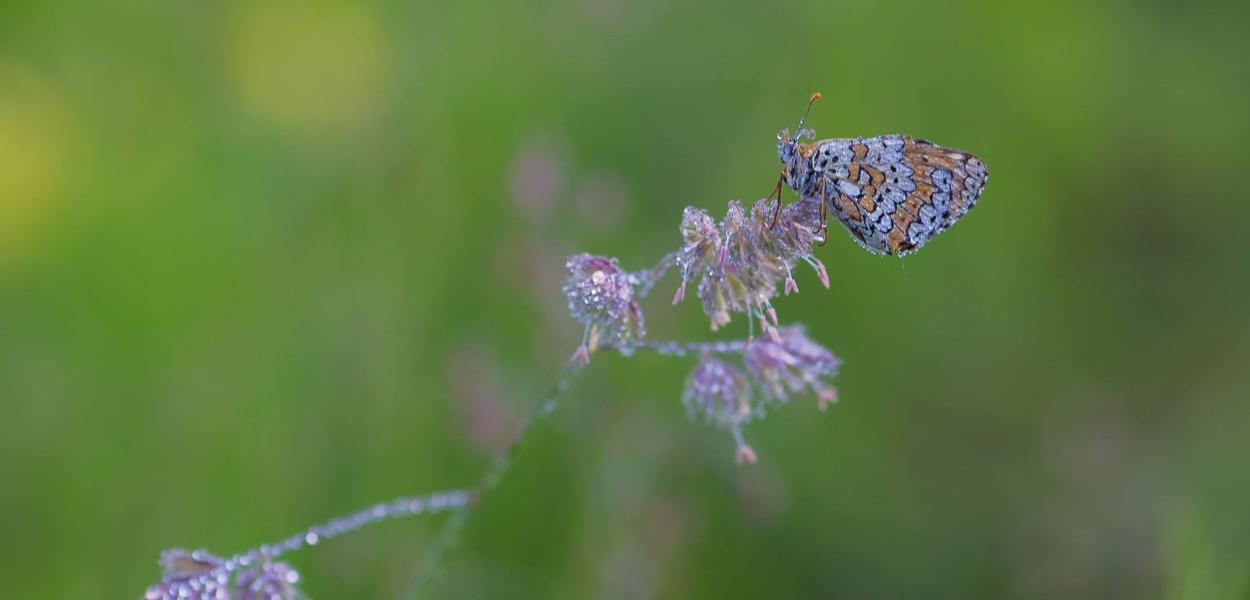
[236,561,300,600]
[668,327,839,462]
[744,325,840,411]
[673,197,829,335]
[674,207,721,309]
[562,253,646,364]
[683,357,753,428]
[144,550,230,600]
[683,356,759,464]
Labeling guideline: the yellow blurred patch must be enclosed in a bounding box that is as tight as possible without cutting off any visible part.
[228,2,391,138]
[0,62,72,265]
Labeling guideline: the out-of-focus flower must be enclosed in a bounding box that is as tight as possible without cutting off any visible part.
[236,561,301,600]
[0,62,74,265]
[575,170,631,230]
[735,443,758,466]
[744,325,840,411]
[562,253,645,364]
[508,132,567,220]
[682,357,760,464]
[447,345,520,452]
[674,198,829,335]
[227,3,390,138]
[679,332,840,464]
[682,357,752,428]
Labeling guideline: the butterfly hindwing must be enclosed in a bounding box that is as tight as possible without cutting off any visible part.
[810,135,987,256]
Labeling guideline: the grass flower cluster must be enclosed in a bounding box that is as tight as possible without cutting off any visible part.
[562,194,840,461]
[141,194,844,598]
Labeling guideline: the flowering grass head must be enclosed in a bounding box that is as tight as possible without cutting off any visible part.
[560,198,844,462]
[562,253,645,364]
[683,357,752,429]
[674,197,830,337]
[745,325,840,411]
[145,550,229,600]
[678,328,839,463]
[235,561,300,600]
[141,491,467,599]
[143,550,237,600]
[143,549,301,600]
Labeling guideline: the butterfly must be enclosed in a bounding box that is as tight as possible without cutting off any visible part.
[772,93,988,256]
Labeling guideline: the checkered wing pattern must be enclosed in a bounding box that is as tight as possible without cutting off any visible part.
[809,135,987,255]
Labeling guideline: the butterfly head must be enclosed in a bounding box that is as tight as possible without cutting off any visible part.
[776,92,820,191]
[777,128,814,190]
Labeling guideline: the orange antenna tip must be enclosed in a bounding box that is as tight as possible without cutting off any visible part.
[795,92,821,133]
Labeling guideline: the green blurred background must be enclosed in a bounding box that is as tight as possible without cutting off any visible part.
[3,0,1249,597]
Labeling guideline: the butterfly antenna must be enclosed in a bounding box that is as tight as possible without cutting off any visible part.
[795,91,821,137]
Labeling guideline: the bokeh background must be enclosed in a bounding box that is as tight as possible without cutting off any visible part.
[3,0,1249,597]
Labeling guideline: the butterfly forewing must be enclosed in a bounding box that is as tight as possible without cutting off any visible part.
[809,135,987,256]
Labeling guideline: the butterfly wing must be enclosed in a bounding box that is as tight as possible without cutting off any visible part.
[812,135,987,256]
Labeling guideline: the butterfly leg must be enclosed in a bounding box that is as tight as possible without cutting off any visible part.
[816,181,829,247]
[768,171,785,228]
